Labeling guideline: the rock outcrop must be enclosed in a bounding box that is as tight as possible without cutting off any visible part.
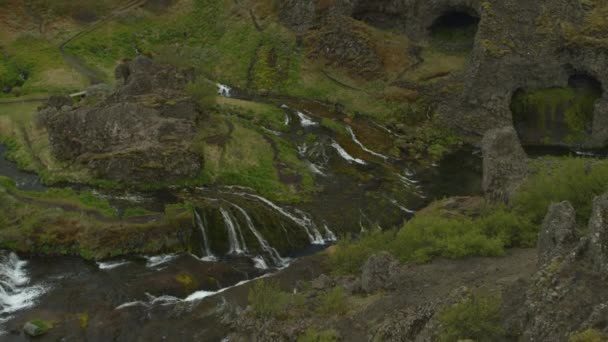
[481,126,528,203]
[40,56,204,184]
[537,201,577,268]
[361,252,400,293]
[510,191,608,341]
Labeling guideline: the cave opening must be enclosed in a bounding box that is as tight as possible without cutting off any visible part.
[511,74,603,146]
[430,11,480,51]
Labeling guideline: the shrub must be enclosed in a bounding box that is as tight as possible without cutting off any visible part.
[438,293,505,342]
[569,329,608,342]
[513,158,608,224]
[317,287,348,316]
[185,81,217,109]
[248,280,288,319]
[329,230,395,275]
[297,328,338,342]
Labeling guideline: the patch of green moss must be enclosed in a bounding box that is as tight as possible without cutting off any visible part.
[511,84,601,144]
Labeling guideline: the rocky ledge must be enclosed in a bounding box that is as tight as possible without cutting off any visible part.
[38,56,204,185]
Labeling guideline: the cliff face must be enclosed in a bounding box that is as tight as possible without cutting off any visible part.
[39,56,204,184]
[280,0,608,148]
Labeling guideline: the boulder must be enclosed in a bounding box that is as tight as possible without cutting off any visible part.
[481,126,528,203]
[361,252,400,293]
[42,56,204,185]
[588,193,608,272]
[537,201,577,268]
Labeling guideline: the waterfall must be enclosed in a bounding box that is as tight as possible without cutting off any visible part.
[235,192,327,245]
[284,113,290,126]
[331,141,367,165]
[231,204,288,267]
[346,126,390,160]
[0,252,46,333]
[220,208,246,255]
[252,256,269,270]
[217,83,232,97]
[194,209,215,260]
[323,225,338,242]
[297,111,318,127]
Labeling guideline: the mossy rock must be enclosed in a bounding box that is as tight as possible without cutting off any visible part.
[23,320,53,337]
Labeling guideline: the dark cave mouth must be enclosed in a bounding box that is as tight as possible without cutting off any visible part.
[430,11,480,51]
[511,74,603,146]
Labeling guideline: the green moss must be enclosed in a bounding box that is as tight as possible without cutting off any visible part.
[298,329,339,342]
[569,329,608,342]
[511,84,601,144]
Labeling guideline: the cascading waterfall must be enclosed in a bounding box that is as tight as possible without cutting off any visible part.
[194,209,215,260]
[236,192,330,245]
[231,203,288,267]
[217,83,232,97]
[220,208,247,255]
[346,126,390,160]
[297,111,319,127]
[0,252,46,333]
[331,141,367,165]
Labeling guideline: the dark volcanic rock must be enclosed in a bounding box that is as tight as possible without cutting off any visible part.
[41,56,203,184]
[481,126,528,203]
[537,201,577,268]
[361,252,400,293]
[588,193,608,273]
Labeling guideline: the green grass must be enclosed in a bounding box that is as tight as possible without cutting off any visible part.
[298,329,339,342]
[317,287,348,316]
[216,97,288,132]
[248,280,289,318]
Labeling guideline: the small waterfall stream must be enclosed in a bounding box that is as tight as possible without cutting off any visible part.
[219,207,247,255]
[0,252,46,334]
[194,209,215,260]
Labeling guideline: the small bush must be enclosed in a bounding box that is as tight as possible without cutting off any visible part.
[185,81,217,109]
[317,287,348,316]
[569,329,608,342]
[248,280,288,319]
[438,293,505,342]
[513,158,608,224]
[297,328,338,342]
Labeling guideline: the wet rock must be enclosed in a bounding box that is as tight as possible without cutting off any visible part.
[588,193,608,272]
[361,252,400,293]
[481,126,528,203]
[537,201,577,268]
[42,56,204,184]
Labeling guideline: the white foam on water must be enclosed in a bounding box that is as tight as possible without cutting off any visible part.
[297,111,318,127]
[323,225,338,242]
[97,260,130,270]
[217,83,232,97]
[0,253,47,333]
[331,141,367,165]
[252,256,269,270]
[284,113,290,126]
[308,162,326,176]
[145,254,178,268]
[346,126,390,160]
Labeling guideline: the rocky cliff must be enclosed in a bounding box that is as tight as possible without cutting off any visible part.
[279,0,608,148]
[39,56,204,185]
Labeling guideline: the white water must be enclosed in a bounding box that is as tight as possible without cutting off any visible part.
[308,162,326,176]
[217,83,232,97]
[0,253,46,333]
[231,204,288,267]
[323,225,338,242]
[386,196,415,214]
[331,141,367,165]
[346,126,390,160]
[284,113,290,126]
[145,254,178,268]
[220,208,247,255]
[252,256,269,270]
[235,192,328,245]
[194,210,215,259]
[297,111,318,127]
[97,260,130,270]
